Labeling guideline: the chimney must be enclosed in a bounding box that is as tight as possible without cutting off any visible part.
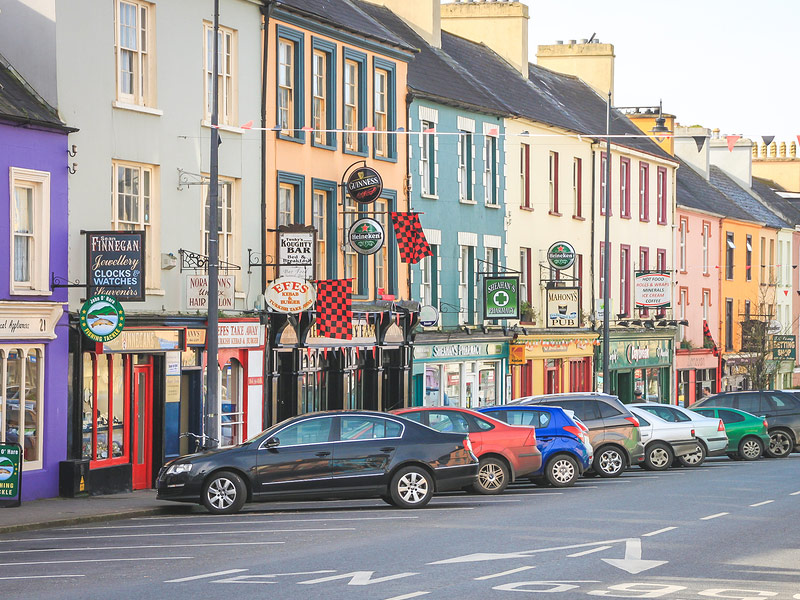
[674,126,712,181]
[537,39,615,101]
[363,0,441,47]
[709,134,753,189]
[440,0,529,75]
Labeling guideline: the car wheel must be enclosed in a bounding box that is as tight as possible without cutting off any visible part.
[643,442,673,471]
[766,429,793,458]
[472,457,510,495]
[202,470,247,515]
[593,446,626,478]
[677,442,707,467]
[738,436,763,461]
[546,455,578,487]
[390,466,434,509]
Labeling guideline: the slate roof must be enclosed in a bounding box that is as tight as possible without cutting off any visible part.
[0,53,69,131]
[709,166,787,229]
[676,158,752,221]
[275,0,415,53]
[752,177,800,227]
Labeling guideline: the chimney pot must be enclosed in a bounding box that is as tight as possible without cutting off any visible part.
[791,141,797,158]
[780,141,787,157]
[569,39,576,45]
[556,40,563,44]
[769,142,777,157]
[580,38,588,43]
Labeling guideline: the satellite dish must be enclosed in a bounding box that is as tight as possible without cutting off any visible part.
[419,305,439,327]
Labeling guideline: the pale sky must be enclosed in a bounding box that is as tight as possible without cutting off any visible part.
[526,0,799,145]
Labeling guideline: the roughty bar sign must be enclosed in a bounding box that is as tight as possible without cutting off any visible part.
[86,231,146,302]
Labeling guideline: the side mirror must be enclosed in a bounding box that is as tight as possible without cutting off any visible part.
[264,437,280,449]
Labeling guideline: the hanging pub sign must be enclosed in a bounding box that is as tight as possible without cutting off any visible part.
[346,166,383,204]
[185,275,235,310]
[773,334,796,360]
[349,217,385,255]
[0,442,22,507]
[546,287,580,328]
[86,230,146,301]
[547,241,576,270]
[634,271,671,309]
[265,277,316,313]
[277,224,315,280]
[79,294,126,343]
[484,277,520,320]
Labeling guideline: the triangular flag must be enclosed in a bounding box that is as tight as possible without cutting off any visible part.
[726,135,741,151]
[487,127,499,137]
[422,126,435,134]
[762,135,775,146]
[301,126,313,132]
[797,135,800,148]
[363,126,376,132]
[784,290,789,296]
[240,120,254,130]
[396,126,405,132]
[693,136,706,152]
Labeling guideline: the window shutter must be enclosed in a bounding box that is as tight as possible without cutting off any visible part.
[471,141,476,200]
[495,139,501,203]
[457,135,463,188]
[433,136,439,195]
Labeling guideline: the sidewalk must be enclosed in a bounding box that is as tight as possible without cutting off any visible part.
[0,490,197,535]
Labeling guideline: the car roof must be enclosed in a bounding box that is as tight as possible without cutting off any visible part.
[392,406,480,414]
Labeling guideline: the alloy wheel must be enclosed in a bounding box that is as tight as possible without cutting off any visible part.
[649,447,671,469]
[397,471,429,504]
[740,438,762,460]
[478,462,506,491]
[597,448,624,476]
[207,477,237,510]
[768,431,792,457]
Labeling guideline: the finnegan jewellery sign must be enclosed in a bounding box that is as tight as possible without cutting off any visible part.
[547,241,576,270]
[484,277,520,320]
[349,217,385,255]
[277,224,315,280]
[79,294,126,343]
[346,166,383,204]
[635,271,671,309]
[86,231,146,302]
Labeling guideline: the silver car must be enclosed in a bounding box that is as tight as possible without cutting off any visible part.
[630,403,728,467]
[629,406,699,471]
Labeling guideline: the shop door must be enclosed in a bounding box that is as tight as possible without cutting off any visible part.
[132,365,153,489]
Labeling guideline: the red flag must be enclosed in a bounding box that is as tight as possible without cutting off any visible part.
[726,135,741,151]
[390,212,433,264]
[315,279,353,340]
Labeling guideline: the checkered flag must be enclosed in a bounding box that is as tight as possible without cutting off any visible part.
[390,212,433,264]
[702,320,719,357]
[315,279,353,340]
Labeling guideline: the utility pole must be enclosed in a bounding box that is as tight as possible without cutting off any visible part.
[602,91,612,395]
[206,0,221,447]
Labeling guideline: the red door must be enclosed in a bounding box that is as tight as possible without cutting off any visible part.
[132,364,153,490]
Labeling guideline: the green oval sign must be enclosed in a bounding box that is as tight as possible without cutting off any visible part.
[79,294,126,343]
[349,218,385,255]
[547,241,576,270]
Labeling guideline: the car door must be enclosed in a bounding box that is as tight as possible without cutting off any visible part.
[717,409,747,443]
[329,415,403,491]
[255,416,335,496]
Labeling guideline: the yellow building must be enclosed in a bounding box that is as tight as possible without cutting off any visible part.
[752,140,800,193]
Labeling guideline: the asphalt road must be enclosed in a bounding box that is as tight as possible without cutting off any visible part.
[2,456,800,600]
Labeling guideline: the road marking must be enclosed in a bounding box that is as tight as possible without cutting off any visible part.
[594,479,632,483]
[63,516,418,530]
[0,541,284,555]
[383,593,429,600]
[642,527,677,537]
[165,569,248,583]
[623,476,660,479]
[133,507,474,520]
[567,545,612,557]
[791,491,800,496]
[0,528,352,544]
[0,557,193,567]
[571,486,599,489]
[0,575,86,580]
[700,512,729,520]
[601,538,668,574]
[206,570,338,584]
[430,538,633,564]
[750,500,774,507]
[474,566,537,580]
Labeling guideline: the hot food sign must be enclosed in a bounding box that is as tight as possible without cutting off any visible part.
[346,166,383,205]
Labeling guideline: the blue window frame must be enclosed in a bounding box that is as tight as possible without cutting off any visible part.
[310,37,336,150]
[342,48,367,156]
[372,57,397,162]
[276,25,304,144]
[311,178,338,278]
[277,171,305,225]
[374,189,398,296]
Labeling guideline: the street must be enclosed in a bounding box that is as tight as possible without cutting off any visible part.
[2,456,799,600]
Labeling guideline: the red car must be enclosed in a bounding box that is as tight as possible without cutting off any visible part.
[392,407,541,495]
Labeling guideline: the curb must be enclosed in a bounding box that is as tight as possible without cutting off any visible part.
[0,506,175,535]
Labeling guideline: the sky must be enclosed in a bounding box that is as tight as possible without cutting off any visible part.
[526,0,799,145]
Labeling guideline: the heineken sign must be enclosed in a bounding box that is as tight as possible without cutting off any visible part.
[547,241,576,270]
[349,218,385,255]
[0,443,22,506]
[79,294,126,343]
[346,166,383,204]
[484,277,520,320]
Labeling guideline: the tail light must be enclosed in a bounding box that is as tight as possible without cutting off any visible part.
[562,425,582,439]
[463,437,474,454]
[763,419,769,431]
[691,429,696,437]
[624,416,640,427]
[718,419,726,432]
[576,421,589,433]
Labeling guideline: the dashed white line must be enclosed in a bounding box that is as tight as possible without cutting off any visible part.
[791,491,800,496]
[0,528,352,544]
[567,545,612,557]
[474,566,537,580]
[750,500,774,507]
[700,512,729,520]
[64,516,418,530]
[383,593,430,600]
[0,575,86,580]
[0,541,284,555]
[166,569,248,583]
[0,556,193,567]
[642,526,677,537]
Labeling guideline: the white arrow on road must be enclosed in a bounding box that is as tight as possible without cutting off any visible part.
[429,539,630,565]
[601,538,668,574]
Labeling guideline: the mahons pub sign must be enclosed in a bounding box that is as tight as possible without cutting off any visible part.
[86,231,146,302]
[484,277,520,320]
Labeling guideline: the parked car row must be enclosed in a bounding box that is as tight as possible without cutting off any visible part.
[156,389,799,514]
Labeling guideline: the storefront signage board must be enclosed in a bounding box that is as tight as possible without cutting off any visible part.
[79,294,125,343]
[277,225,315,280]
[349,218,385,255]
[414,343,505,360]
[265,277,316,313]
[509,343,526,365]
[484,277,520,320]
[219,322,263,348]
[419,305,439,327]
[346,166,383,205]
[0,301,64,340]
[307,318,377,346]
[547,241,576,270]
[101,328,183,353]
[0,443,21,507]
[773,334,796,360]
[186,328,207,346]
[634,271,672,309]
[605,338,672,369]
[185,275,235,310]
[546,287,580,328]
[86,230,146,301]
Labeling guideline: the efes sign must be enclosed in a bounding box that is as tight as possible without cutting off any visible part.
[346,166,383,205]
[265,277,316,313]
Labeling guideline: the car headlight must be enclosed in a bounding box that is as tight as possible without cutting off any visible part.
[166,463,193,475]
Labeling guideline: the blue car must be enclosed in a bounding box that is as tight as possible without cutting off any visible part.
[478,405,591,487]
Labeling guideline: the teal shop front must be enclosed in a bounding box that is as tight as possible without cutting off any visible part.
[412,333,509,408]
[596,332,674,405]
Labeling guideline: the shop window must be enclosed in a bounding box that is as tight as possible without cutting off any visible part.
[220,359,243,447]
[544,359,562,394]
[0,347,43,469]
[445,364,461,407]
[678,370,691,406]
[569,358,591,392]
[478,362,497,406]
[81,353,129,467]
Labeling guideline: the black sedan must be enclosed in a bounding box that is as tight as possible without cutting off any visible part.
[157,410,479,514]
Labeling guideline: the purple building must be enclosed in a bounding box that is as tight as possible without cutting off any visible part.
[0,53,74,500]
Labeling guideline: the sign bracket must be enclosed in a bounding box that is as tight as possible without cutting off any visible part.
[51,273,88,289]
[476,258,521,276]
[179,249,241,274]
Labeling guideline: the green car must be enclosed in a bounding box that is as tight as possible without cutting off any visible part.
[691,407,770,460]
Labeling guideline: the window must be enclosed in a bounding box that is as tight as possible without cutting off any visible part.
[420,240,438,310]
[458,132,473,201]
[276,417,332,446]
[573,157,582,218]
[420,120,436,196]
[639,162,649,221]
[428,411,470,434]
[459,245,472,325]
[276,35,300,138]
[312,51,327,145]
[599,242,609,299]
[600,153,610,216]
[1,347,45,469]
[521,143,530,208]
[10,168,50,294]
[760,237,766,282]
[312,189,327,279]
[372,58,396,159]
[656,249,667,318]
[620,157,630,218]
[719,409,745,425]
[549,151,559,214]
[725,298,733,351]
[778,241,784,286]
[726,232,735,280]
[81,353,128,468]
[769,238,775,284]
[657,167,667,224]
[744,299,751,321]
[374,198,389,293]
[343,194,359,288]
[484,134,498,206]
[702,222,710,275]
[220,360,243,447]
[277,172,304,228]
[115,0,154,107]
[203,179,236,267]
[639,247,650,316]
[620,245,630,317]
[112,161,157,289]
[204,23,236,126]
[485,247,498,277]
[373,69,388,156]
[520,248,532,305]
[343,50,367,154]
[703,290,710,323]
[746,235,752,281]
[679,288,688,340]
[734,393,763,415]
[569,358,591,392]
[278,185,292,227]
[679,218,688,272]
[340,416,402,440]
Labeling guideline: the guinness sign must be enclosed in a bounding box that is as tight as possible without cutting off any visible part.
[346,166,383,205]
